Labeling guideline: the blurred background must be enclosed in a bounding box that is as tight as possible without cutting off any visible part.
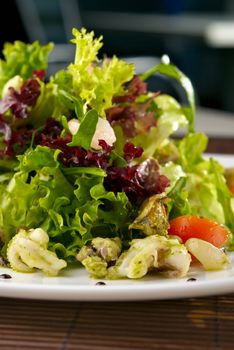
[3,0,234,117]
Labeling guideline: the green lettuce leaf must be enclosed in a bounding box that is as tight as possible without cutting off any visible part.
[0,146,74,250]
[161,162,185,192]
[177,132,208,171]
[133,95,188,159]
[28,80,57,127]
[68,109,98,148]
[0,145,132,260]
[184,166,226,224]
[141,56,195,132]
[168,134,234,236]
[68,28,134,115]
[0,40,53,95]
[168,165,227,226]
[71,28,103,69]
[0,159,19,172]
[167,177,191,219]
[51,71,84,121]
[210,159,234,245]
[70,172,132,244]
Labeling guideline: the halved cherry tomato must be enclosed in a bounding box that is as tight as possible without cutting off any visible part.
[168,216,229,248]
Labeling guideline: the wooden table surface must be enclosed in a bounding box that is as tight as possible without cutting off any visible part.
[1,137,234,350]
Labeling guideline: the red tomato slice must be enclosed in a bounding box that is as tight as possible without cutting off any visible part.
[168,216,229,248]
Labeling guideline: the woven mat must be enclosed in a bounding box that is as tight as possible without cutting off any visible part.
[0,295,233,349]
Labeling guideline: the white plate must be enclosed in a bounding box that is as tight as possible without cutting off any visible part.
[0,153,234,301]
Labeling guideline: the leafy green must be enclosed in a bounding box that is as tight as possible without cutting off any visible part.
[161,162,185,192]
[71,28,103,68]
[0,159,18,172]
[0,40,53,95]
[133,95,188,159]
[177,132,208,171]
[0,145,132,260]
[51,80,84,121]
[68,28,134,115]
[141,56,195,132]
[71,172,131,243]
[167,134,233,231]
[63,166,106,177]
[185,167,225,224]
[28,80,57,127]
[167,177,191,219]
[210,159,234,246]
[18,145,58,172]
[68,109,98,148]
[0,146,73,250]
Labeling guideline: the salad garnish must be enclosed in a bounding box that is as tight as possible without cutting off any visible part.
[0,28,233,279]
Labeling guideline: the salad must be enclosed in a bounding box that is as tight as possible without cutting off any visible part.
[0,28,233,279]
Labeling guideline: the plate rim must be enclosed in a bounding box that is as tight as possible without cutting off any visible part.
[1,270,234,301]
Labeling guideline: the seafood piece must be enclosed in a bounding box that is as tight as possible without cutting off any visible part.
[129,193,169,236]
[68,117,116,150]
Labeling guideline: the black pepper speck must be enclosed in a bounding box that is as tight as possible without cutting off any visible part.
[0,274,12,279]
[187,278,197,282]
[95,281,106,286]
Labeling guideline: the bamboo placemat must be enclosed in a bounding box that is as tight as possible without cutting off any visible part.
[0,295,234,349]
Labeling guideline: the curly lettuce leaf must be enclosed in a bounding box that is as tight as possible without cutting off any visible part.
[28,80,57,127]
[71,28,103,69]
[70,172,132,243]
[51,173,131,257]
[0,145,132,260]
[0,146,74,248]
[68,28,134,115]
[0,40,53,95]
[0,159,19,172]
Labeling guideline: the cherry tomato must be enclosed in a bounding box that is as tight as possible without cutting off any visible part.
[168,215,229,248]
